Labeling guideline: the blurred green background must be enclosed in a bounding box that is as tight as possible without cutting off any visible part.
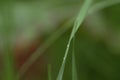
[0,0,120,80]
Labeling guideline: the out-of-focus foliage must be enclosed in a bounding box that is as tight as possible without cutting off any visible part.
[1,0,120,80]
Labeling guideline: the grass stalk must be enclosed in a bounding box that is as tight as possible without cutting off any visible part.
[56,0,92,80]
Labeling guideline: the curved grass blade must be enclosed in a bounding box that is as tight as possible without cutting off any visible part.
[56,0,92,80]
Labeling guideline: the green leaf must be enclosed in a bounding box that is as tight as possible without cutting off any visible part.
[56,0,92,80]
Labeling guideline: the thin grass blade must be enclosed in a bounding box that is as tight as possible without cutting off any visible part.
[56,0,92,80]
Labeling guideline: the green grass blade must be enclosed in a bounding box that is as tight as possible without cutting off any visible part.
[70,0,92,40]
[48,64,52,80]
[56,0,92,80]
[72,37,78,80]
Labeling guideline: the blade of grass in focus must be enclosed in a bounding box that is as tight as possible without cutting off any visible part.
[72,36,78,80]
[56,0,92,80]
[48,64,52,80]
